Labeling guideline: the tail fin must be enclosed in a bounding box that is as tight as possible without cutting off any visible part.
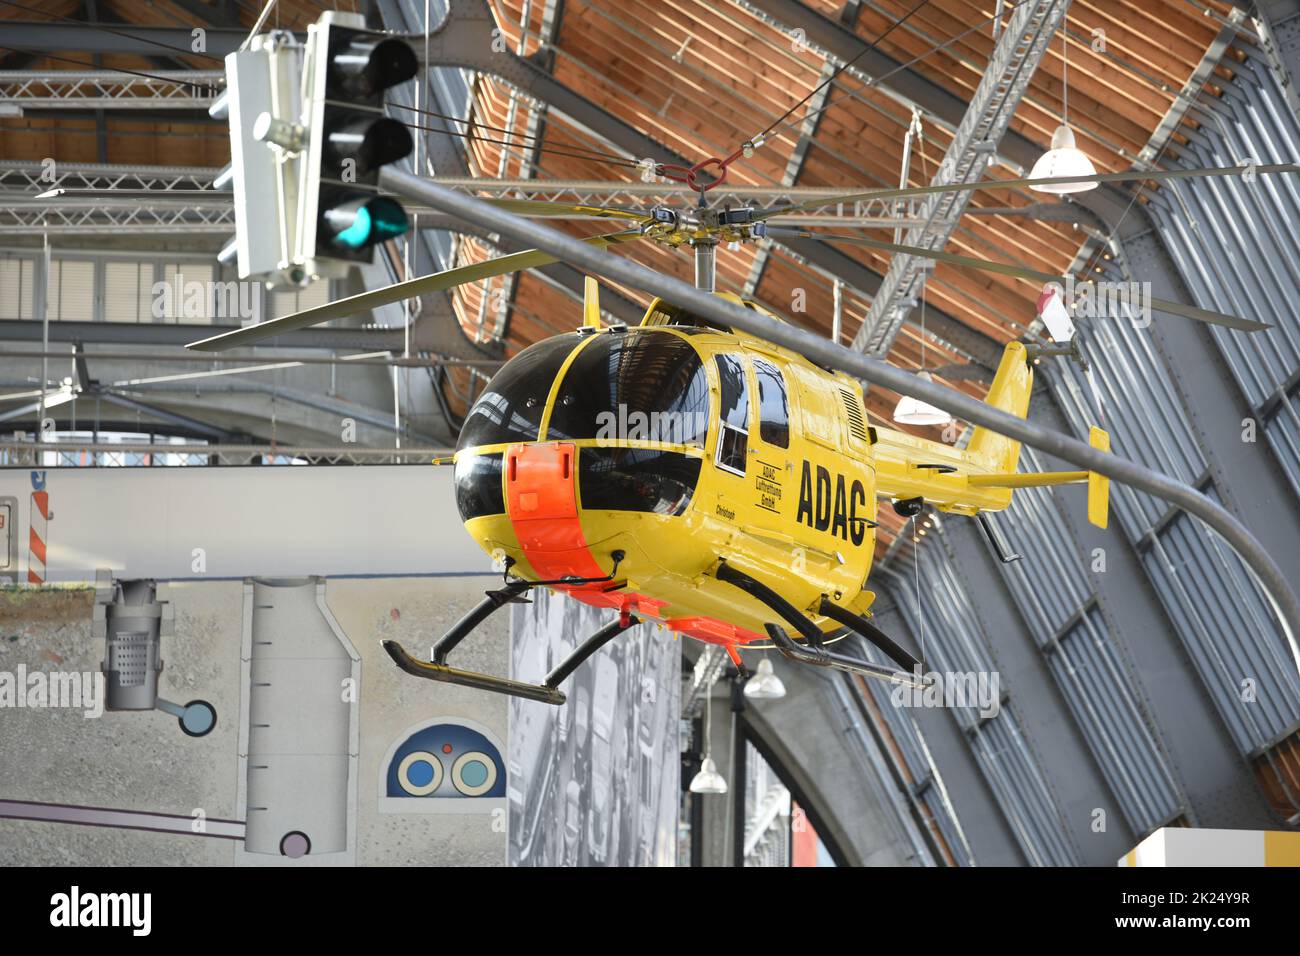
[872,341,1112,528]
[966,341,1032,474]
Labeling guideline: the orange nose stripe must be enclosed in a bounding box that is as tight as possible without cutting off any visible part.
[505,443,605,580]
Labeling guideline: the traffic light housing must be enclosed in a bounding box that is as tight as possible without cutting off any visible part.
[211,32,305,286]
[301,12,418,270]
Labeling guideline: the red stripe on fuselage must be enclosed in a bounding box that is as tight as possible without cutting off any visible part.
[504,442,665,620]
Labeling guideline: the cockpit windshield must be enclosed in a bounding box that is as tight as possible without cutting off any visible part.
[456,334,581,451]
[546,329,710,446]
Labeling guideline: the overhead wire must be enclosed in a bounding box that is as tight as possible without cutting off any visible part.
[387,100,645,171]
[769,3,1025,145]
[748,0,932,148]
[0,0,224,62]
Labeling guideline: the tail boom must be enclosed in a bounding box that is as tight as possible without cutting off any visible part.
[873,343,1111,528]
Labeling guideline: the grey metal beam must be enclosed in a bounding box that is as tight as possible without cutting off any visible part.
[95,390,237,441]
[743,62,835,300]
[0,319,404,352]
[118,380,442,443]
[855,0,1068,358]
[168,0,242,27]
[0,22,275,58]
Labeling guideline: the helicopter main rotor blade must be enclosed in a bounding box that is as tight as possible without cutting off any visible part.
[187,229,645,352]
[756,163,1300,221]
[768,226,1270,333]
[482,198,654,223]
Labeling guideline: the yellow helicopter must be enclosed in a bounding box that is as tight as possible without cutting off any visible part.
[188,160,1295,705]
[393,281,1110,703]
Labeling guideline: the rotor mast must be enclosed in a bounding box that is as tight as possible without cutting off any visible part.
[692,238,717,292]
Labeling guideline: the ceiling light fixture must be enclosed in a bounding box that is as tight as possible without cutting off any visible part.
[1030,25,1097,194]
[894,370,953,426]
[689,756,728,794]
[743,656,786,700]
[689,683,728,794]
[894,241,952,427]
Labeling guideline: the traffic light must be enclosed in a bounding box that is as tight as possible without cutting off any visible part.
[300,11,417,271]
[211,32,305,286]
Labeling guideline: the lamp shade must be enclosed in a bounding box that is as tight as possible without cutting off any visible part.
[1028,125,1098,194]
[893,370,952,427]
[744,657,786,700]
[689,757,728,794]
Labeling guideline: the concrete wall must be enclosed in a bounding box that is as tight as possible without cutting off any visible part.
[0,575,508,866]
[0,463,490,582]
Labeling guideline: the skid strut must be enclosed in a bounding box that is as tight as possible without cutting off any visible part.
[714,560,931,688]
[383,579,641,704]
[763,625,929,688]
[816,597,921,673]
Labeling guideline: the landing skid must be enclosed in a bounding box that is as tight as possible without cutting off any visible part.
[382,580,641,704]
[715,560,931,689]
[764,625,929,688]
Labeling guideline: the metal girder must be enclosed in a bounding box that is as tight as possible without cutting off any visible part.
[414,0,661,167]
[1139,8,1247,166]
[0,319,406,352]
[0,71,223,110]
[0,441,452,466]
[744,61,836,299]
[116,379,443,443]
[0,160,218,191]
[168,0,241,28]
[411,0,1004,368]
[0,22,278,58]
[0,195,234,234]
[738,0,1136,231]
[493,0,566,340]
[761,233,1005,368]
[854,0,1069,358]
[94,390,237,440]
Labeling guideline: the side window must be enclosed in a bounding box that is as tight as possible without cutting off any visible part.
[753,357,790,449]
[714,354,749,476]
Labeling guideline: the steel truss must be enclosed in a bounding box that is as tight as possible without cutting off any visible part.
[0,71,224,110]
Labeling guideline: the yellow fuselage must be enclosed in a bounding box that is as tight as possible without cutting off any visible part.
[453,301,887,650]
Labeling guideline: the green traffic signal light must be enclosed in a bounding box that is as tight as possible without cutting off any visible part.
[324,196,408,250]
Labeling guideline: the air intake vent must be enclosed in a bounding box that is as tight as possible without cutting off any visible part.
[839,388,869,443]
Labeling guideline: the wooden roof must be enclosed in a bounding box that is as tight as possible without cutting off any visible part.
[0,0,1245,552]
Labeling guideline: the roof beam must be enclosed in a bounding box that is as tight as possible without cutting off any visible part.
[412,0,1004,368]
[0,22,272,57]
[738,0,1136,231]
[854,0,1068,358]
[0,319,416,352]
